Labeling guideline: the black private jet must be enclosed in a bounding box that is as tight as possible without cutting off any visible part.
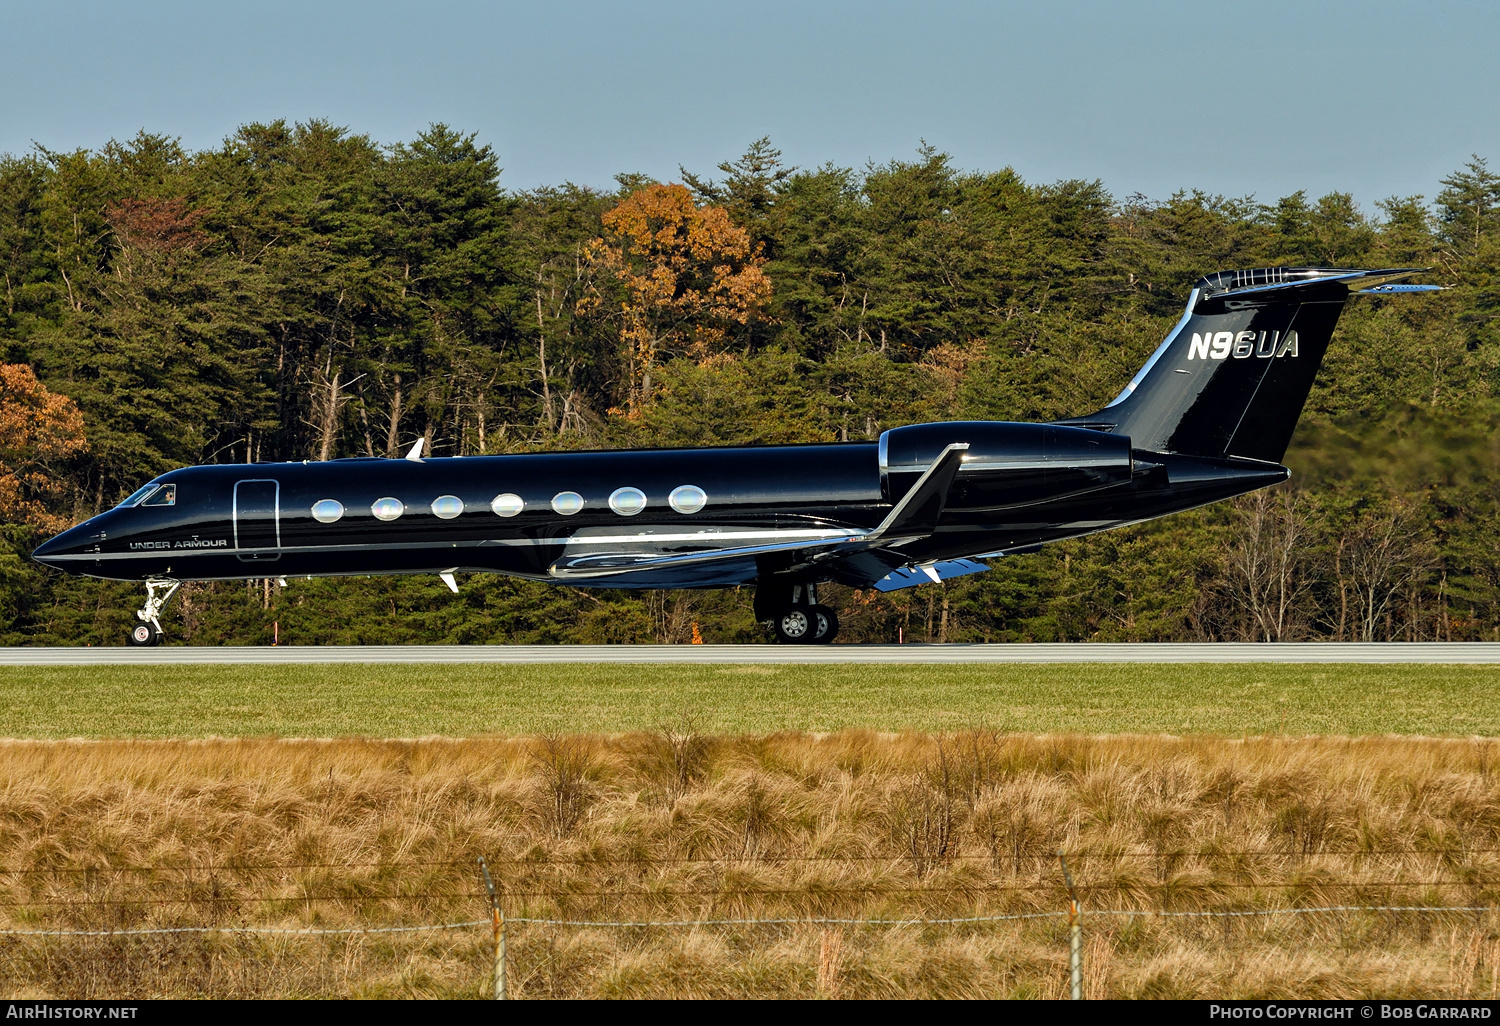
[33,266,1439,645]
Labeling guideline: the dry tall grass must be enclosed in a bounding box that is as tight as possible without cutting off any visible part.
[4,731,1500,998]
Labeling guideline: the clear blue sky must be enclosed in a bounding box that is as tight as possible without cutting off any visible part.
[1,0,1495,209]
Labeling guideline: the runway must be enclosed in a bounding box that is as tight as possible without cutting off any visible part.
[3,643,1500,665]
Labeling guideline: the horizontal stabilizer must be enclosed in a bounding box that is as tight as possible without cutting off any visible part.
[1191,266,1426,299]
[873,558,991,593]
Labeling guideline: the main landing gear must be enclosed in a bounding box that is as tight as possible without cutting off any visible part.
[127,579,180,647]
[773,604,838,644]
[757,582,839,645]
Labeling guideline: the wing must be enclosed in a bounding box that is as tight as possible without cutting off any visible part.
[547,444,975,587]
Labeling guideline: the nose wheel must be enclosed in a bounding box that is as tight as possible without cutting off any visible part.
[128,579,180,646]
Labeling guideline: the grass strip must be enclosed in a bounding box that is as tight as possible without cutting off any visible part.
[0,662,1495,737]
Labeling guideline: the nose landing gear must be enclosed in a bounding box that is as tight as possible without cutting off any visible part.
[127,579,180,646]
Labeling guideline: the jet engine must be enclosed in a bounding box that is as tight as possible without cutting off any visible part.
[878,421,1134,511]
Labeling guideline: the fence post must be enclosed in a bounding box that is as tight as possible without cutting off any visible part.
[478,856,507,1000]
[1058,849,1082,1000]
[817,927,843,998]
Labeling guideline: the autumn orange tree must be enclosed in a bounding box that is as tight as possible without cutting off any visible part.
[0,364,86,532]
[585,184,772,415]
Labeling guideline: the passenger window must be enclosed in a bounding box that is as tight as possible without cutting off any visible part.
[140,484,176,507]
[669,485,707,514]
[551,491,584,515]
[371,497,404,522]
[608,487,647,516]
[431,495,464,519]
[491,493,524,517]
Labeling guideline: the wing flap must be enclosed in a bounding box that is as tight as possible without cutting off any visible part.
[872,557,992,592]
[549,536,843,581]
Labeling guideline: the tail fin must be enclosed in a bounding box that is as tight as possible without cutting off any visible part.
[1063,267,1437,463]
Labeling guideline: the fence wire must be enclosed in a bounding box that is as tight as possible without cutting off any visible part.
[5,848,1500,872]
[2,904,1495,937]
[0,919,490,938]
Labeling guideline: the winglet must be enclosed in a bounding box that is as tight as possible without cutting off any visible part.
[866,443,968,544]
[439,571,458,593]
[404,438,425,462]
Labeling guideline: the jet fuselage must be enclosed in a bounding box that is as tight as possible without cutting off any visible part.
[33,429,1285,589]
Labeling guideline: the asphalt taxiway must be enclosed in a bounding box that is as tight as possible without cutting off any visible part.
[2,643,1500,665]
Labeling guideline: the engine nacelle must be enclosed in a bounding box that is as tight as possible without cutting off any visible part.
[878,421,1134,509]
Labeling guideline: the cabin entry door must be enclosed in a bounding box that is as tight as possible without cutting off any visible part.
[234,479,281,562]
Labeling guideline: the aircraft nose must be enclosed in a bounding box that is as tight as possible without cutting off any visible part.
[32,522,92,568]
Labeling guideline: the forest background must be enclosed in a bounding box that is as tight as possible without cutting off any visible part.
[0,122,1497,646]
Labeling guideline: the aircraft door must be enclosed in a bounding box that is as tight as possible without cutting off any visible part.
[234,479,281,562]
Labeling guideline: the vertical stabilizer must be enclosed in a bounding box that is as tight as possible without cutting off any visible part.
[1064,267,1435,463]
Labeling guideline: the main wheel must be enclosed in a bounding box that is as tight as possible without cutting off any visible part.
[773,607,815,644]
[128,623,158,647]
[810,605,839,644]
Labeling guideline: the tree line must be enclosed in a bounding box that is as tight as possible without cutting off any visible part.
[0,121,1497,644]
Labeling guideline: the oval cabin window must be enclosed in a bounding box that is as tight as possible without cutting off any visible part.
[491,493,524,517]
[551,491,584,516]
[311,499,344,524]
[431,495,464,519]
[668,485,707,514]
[371,497,404,522]
[608,487,647,516]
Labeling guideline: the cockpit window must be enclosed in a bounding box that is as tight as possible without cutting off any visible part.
[117,484,159,508]
[140,484,176,507]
